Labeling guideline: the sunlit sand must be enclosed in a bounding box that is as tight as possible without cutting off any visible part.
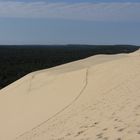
[0,50,140,140]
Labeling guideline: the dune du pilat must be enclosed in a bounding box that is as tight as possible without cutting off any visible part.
[0,45,140,140]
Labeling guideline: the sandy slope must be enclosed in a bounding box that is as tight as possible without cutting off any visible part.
[0,50,140,140]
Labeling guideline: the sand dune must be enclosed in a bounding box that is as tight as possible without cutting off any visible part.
[0,50,140,140]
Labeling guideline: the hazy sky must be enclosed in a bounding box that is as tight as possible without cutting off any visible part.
[0,0,140,45]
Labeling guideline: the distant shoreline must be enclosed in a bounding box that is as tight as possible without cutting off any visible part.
[0,44,139,47]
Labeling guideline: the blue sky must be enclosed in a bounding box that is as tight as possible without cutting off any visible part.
[1,0,140,2]
[0,0,140,45]
[48,0,140,2]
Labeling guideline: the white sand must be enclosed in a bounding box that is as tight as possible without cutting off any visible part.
[0,50,140,140]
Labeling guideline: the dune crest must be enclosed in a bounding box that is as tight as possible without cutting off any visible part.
[128,49,140,56]
[0,50,140,140]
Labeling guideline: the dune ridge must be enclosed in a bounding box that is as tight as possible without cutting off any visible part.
[0,50,140,140]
